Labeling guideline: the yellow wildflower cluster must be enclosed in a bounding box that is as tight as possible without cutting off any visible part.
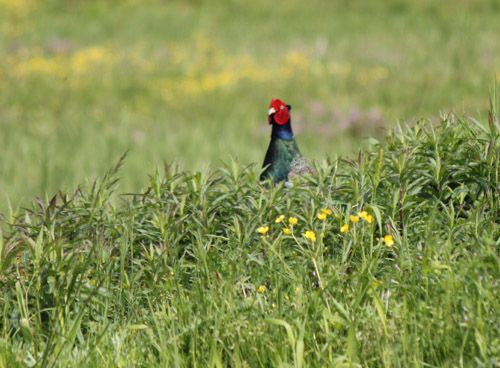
[71,47,114,75]
[14,55,62,77]
[282,50,309,76]
[282,216,298,235]
[152,36,388,100]
[358,211,374,223]
[317,208,333,221]
[257,208,396,252]
[321,208,333,216]
[317,213,327,221]
[258,208,336,242]
[340,209,373,234]
[2,34,389,105]
[258,215,299,238]
[275,215,285,223]
[0,0,33,16]
[8,46,115,79]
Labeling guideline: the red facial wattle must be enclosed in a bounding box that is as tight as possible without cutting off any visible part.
[268,98,290,125]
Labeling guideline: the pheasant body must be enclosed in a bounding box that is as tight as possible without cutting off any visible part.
[261,138,302,182]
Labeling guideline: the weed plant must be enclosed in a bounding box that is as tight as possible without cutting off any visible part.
[0,110,498,366]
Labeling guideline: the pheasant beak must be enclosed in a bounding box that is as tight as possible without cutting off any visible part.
[268,107,276,124]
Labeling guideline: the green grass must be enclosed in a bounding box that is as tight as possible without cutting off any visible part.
[0,108,498,366]
[2,0,500,213]
[1,2,499,365]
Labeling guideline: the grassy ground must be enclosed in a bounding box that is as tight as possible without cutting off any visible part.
[1,0,500,214]
[0,111,498,367]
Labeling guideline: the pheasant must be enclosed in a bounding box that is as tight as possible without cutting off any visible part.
[260,98,313,183]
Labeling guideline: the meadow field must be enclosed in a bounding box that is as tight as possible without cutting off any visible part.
[1,0,500,213]
[0,0,499,367]
[0,109,498,367]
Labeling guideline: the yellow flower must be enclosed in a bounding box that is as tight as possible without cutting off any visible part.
[303,230,317,242]
[257,226,269,236]
[282,227,292,235]
[320,208,333,216]
[383,234,394,247]
[340,224,349,233]
[358,211,373,223]
[257,285,266,294]
[275,214,285,223]
[317,212,327,221]
[350,215,360,223]
[288,217,298,226]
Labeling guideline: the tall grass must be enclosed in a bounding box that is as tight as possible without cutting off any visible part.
[2,0,500,214]
[0,108,498,367]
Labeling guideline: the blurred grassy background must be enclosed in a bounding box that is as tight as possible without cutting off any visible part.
[1,0,500,214]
